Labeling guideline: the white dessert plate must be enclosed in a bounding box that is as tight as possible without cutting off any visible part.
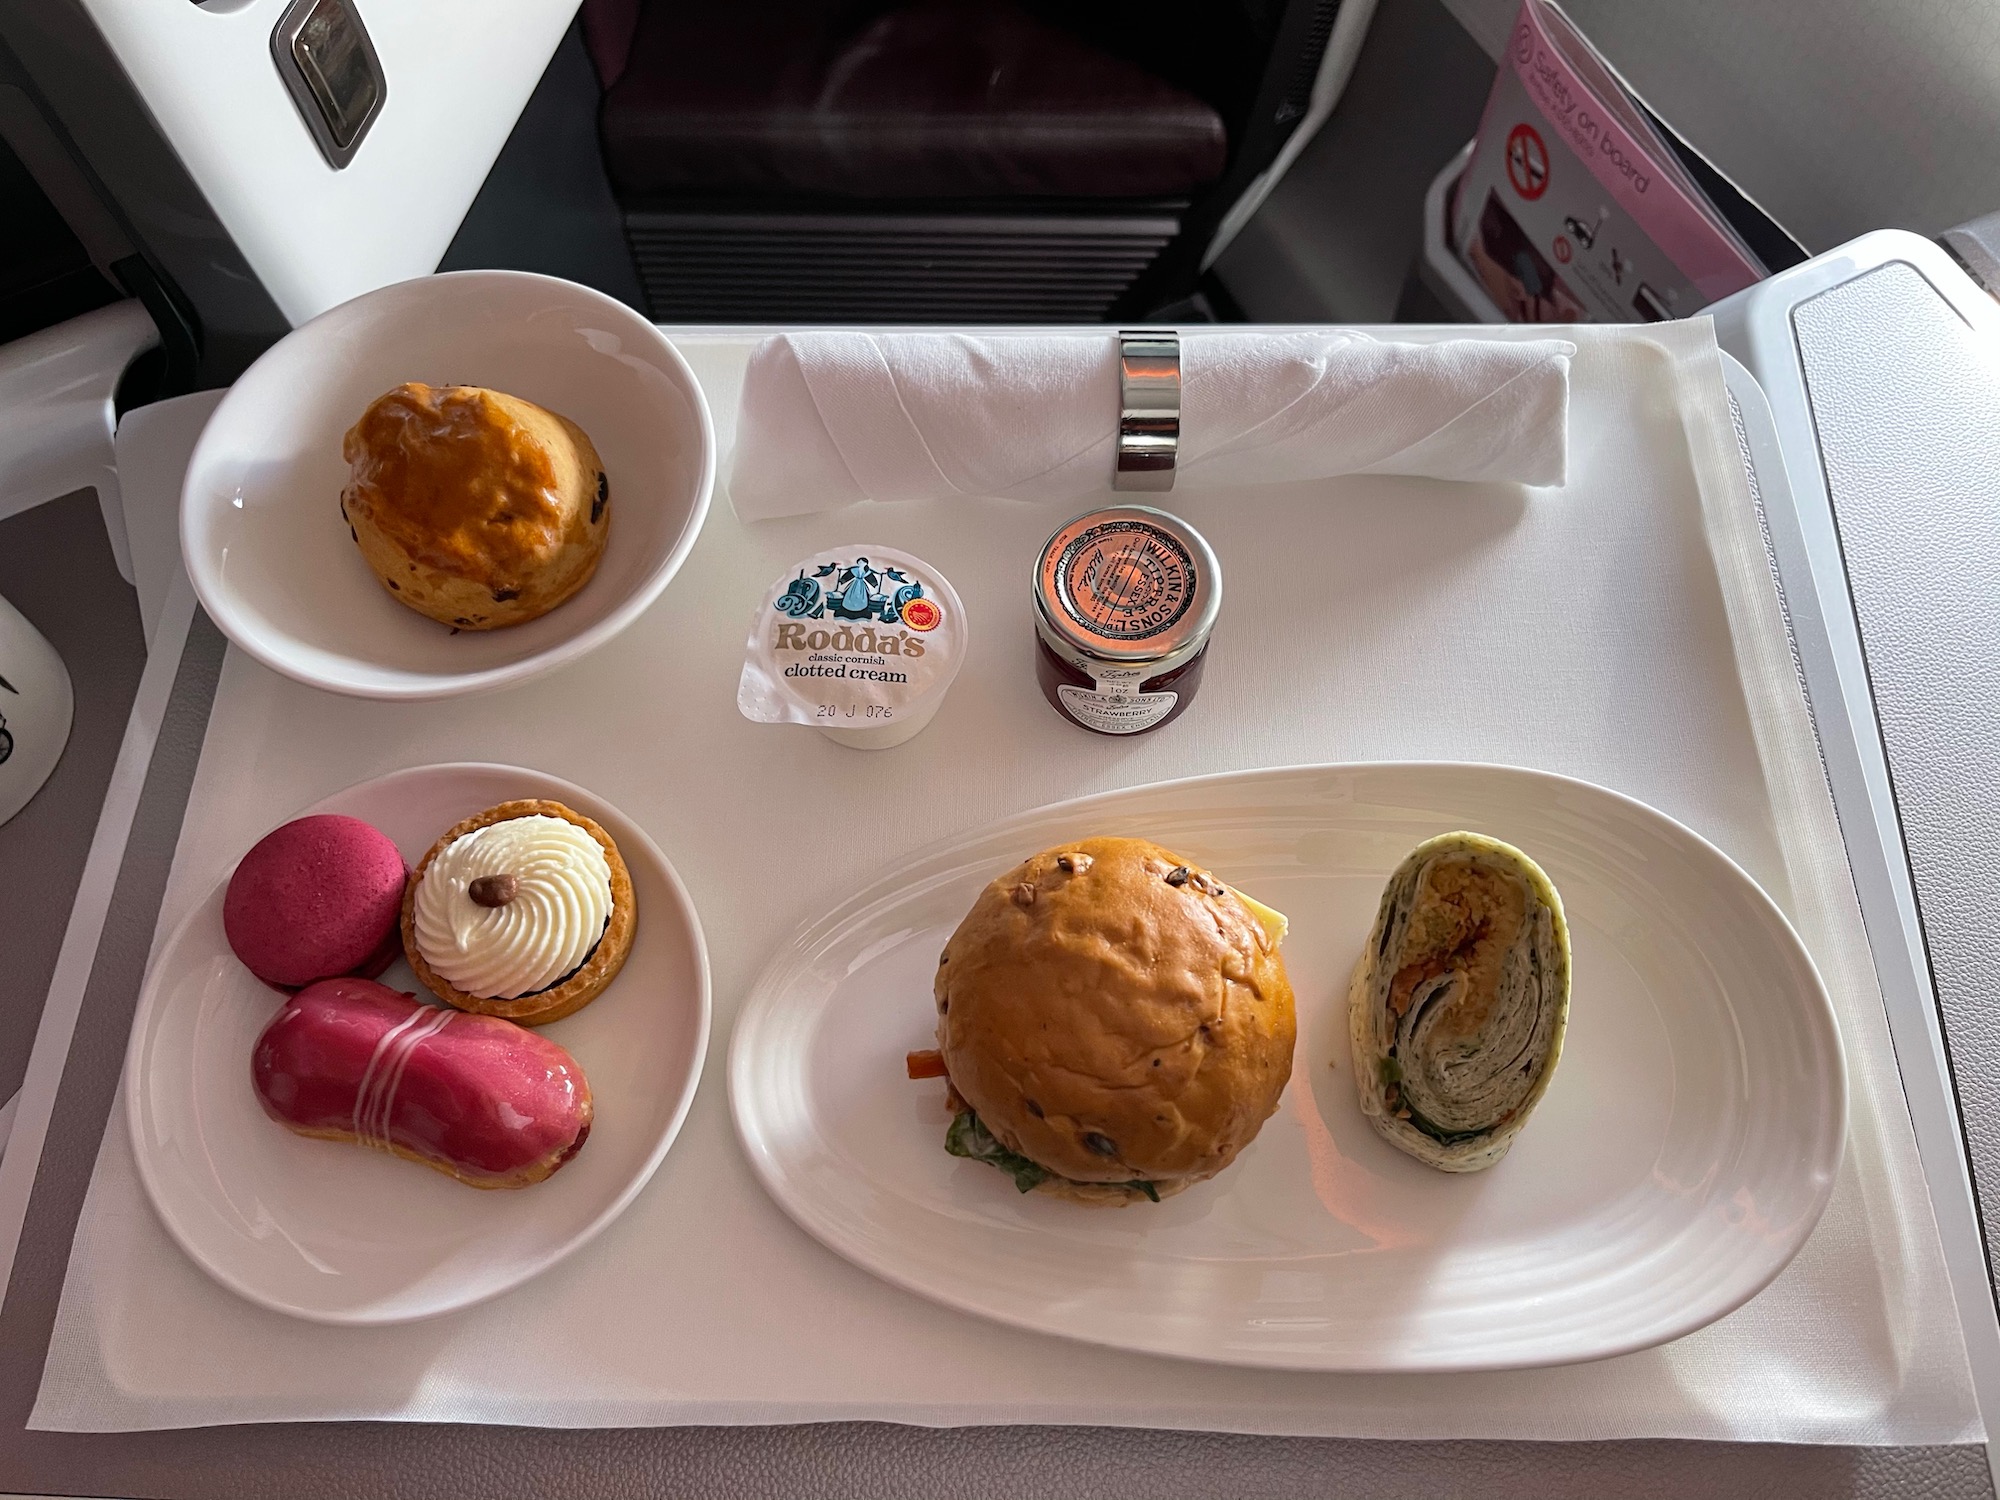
[181,270,714,700]
[127,763,711,1324]
[730,762,1847,1372]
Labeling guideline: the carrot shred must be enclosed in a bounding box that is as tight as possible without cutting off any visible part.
[905,1048,947,1080]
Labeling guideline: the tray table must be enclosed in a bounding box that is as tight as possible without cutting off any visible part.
[0,323,1987,1498]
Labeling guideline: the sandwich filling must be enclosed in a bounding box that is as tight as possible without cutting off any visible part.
[944,1104,1161,1202]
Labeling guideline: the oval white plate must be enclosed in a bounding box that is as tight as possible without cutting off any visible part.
[730,762,1847,1372]
[181,270,715,700]
[128,763,711,1324]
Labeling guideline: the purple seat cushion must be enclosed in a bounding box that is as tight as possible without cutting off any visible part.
[600,0,1228,200]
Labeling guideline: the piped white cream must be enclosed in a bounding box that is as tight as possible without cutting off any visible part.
[413,815,611,998]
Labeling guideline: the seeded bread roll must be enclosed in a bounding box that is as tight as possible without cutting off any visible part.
[934,836,1295,1200]
[341,382,609,630]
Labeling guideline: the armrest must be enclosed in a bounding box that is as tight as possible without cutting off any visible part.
[0,299,159,584]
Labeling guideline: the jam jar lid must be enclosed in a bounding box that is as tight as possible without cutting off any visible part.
[1034,506,1221,672]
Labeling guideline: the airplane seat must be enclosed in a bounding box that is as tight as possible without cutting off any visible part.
[581,0,1348,322]
[596,0,1227,203]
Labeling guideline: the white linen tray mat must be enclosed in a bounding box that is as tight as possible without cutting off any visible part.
[30,323,1979,1442]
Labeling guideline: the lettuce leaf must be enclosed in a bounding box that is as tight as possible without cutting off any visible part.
[945,1110,1158,1200]
[945,1109,1050,1193]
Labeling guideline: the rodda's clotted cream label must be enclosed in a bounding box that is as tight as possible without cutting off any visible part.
[737,545,967,750]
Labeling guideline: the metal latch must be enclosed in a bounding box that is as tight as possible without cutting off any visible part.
[270,0,386,169]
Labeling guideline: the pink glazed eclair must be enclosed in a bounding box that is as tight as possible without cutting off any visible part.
[251,977,592,1188]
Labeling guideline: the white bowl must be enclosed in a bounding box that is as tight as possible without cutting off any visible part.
[181,271,714,700]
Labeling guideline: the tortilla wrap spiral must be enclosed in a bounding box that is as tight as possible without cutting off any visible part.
[1348,831,1569,1172]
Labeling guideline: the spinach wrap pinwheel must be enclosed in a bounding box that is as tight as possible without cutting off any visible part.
[1348,832,1569,1172]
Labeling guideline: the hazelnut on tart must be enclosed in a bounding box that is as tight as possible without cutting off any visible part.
[403,799,635,1026]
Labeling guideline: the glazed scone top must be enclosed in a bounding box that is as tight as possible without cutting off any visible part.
[412,815,612,999]
[341,383,574,585]
[935,836,1295,1186]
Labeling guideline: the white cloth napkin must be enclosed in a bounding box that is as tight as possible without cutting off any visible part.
[728,330,1576,519]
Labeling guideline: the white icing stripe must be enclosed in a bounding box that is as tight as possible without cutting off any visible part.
[364,1007,454,1153]
[412,815,614,999]
[375,1007,455,1151]
[351,1005,455,1152]
[350,1007,426,1148]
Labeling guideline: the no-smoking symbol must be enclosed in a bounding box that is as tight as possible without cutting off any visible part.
[1507,123,1550,200]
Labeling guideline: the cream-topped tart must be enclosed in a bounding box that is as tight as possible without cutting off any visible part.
[403,799,635,1025]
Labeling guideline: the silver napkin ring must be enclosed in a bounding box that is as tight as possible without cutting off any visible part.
[1114,330,1180,492]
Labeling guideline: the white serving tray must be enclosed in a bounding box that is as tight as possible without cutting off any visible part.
[27,326,1973,1443]
[731,761,1846,1372]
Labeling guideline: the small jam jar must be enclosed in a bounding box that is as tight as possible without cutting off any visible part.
[1033,505,1221,736]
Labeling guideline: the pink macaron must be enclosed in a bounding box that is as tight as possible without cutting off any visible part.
[223,814,408,991]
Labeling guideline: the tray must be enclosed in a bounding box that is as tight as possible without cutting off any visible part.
[25,325,1973,1444]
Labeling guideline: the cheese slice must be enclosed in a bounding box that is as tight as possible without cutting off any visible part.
[1235,889,1289,948]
